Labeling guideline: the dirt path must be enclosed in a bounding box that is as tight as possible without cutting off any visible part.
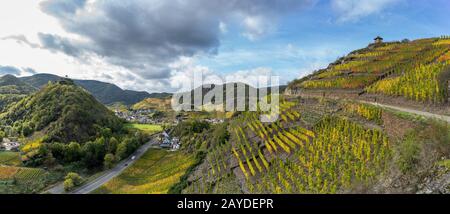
[361,101,450,123]
[288,93,450,123]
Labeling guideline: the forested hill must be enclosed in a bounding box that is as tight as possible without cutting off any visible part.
[172,82,286,111]
[18,73,170,105]
[0,74,36,94]
[0,79,123,143]
[0,75,35,112]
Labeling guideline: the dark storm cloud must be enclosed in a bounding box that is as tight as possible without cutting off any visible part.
[38,33,83,57]
[0,65,21,75]
[39,0,314,80]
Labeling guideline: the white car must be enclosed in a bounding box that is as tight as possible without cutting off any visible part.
[131,156,136,160]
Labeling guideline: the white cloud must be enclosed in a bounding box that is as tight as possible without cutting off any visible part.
[167,58,279,93]
[241,15,274,41]
[0,0,321,94]
[168,57,221,92]
[224,67,276,87]
[331,0,401,22]
[219,22,228,34]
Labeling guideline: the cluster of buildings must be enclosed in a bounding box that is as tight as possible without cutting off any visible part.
[0,138,20,151]
[114,109,163,124]
[159,131,180,151]
[203,118,224,124]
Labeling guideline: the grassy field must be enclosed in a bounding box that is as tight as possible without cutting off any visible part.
[92,149,194,194]
[125,123,163,134]
[0,152,21,166]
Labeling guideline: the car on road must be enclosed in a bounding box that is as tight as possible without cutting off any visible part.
[131,156,136,160]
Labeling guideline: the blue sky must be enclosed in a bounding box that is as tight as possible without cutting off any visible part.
[198,0,450,84]
[0,0,449,92]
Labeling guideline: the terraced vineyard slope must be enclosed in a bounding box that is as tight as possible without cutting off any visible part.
[288,37,450,104]
[179,99,390,193]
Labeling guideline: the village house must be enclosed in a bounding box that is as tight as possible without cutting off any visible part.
[204,118,224,124]
[159,131,180,151]
[1,138,20,151]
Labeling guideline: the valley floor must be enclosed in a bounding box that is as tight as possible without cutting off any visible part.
[92,149,194,194]
[46,137,159,194]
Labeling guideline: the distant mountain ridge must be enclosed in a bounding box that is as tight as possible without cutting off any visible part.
[0,74,36,94]
[172,82,286,111]
[6,73,171,105]
[0,75,35,112]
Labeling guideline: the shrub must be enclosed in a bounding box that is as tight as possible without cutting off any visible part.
[63,178,74,192]
[64,172,83,192]
[65,172,83,186]
[104,153,115,169]
[397,133,421,173]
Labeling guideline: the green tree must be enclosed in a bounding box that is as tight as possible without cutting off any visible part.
[65,172,83,186]
[0,130,5,142]
[104,153,115,169]
[65,142,81,162]
[82,140,106,168]
[115,142,128,160]
[124,137,139,154]
[64,178,74,192]
[49,142,66,161]
[397,134,421,173]
[95,136,106,146]
[21,123,33,137]
[100,128,112,139]
[42,151,57,167]
[107,137,119,153]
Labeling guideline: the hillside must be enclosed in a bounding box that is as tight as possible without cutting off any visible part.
[0,79,122,143]
[74,80,160,105]
[132,97,172,111]
[159,38,450,194]
[0,75,36,112]
[0,74,36,94]
[172,82,284,112]
[161,96,450,194]
[287,37,450,106]
[19,73,170,105]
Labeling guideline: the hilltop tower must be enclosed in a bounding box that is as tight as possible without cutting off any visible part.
[374,36,383,44]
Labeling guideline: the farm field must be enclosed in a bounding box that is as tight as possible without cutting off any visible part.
[92,149,194,194]
[0,165,51,193]
[125,123,163,134]
[0,152,21,166]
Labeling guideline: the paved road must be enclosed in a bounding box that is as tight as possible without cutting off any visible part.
[361,101,450,123]
[46,181,65,194]
[46,139,159,194]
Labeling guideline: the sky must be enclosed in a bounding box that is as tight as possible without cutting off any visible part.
[0,0,449,93]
